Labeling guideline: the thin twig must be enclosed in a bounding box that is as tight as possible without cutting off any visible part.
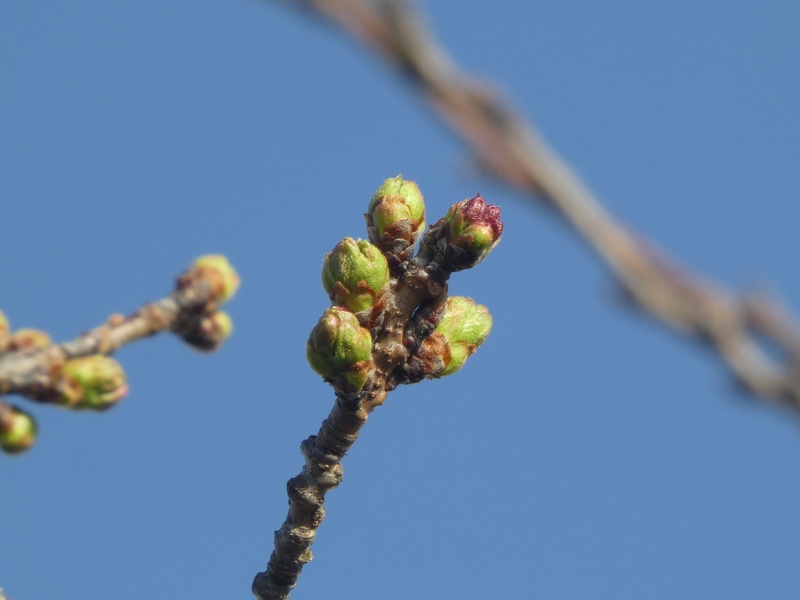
[271,0,800,410]
[0,270,221,402]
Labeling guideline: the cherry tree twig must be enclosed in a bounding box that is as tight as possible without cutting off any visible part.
[253,183,503,599]
[0,256,238,452]
[0,288,203,399]
[268,0,800,411]
[0,264,231,398]
[251,256,441,600]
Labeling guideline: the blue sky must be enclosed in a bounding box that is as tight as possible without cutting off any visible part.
[2,1,800,598]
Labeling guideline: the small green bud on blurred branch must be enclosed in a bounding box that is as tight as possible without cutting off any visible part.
[0,403,37,455]
[179,254,241,311]
[8,329,52,352]
[52,355,128,410]
[181,310,234,352]
[0,254,239,452]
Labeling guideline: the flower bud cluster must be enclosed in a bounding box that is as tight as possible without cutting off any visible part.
[309,215,397,391]
[307,176,502,392]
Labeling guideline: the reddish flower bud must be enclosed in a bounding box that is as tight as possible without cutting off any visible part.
[443,195,503,270]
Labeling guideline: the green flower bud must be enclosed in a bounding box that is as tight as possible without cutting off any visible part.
[0,405,37,454]
[53,355,128,410]
[321,238,389,313]
[180,254,240,311]
[8,328,52,351]
[367,176,426,251]
[306,306,374,390]
[412,296,492,378]
[443,195,503,270]
[182,310,233,352]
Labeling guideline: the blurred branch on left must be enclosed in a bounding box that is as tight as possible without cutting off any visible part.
[0,254,240,455]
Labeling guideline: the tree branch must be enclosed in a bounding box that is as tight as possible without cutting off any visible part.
[0,267,222,398]
[253,251,446,599]
[0,256,238,452]
[253,187,501,599]
[270,0,800,411]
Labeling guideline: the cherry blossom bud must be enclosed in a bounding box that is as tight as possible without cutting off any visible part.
[366,176,426,265]
[307,306,374,391]
[322,238,389,314]
[53,355,128,410]
[182,310,233,352]
[180,254,240,311]
[0,405,37,455]
[8,329,52,351]
[410,296,492,378]
[443,195,503,270]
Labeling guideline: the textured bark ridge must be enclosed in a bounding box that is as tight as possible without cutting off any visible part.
[252,397,362,599]
[253,206,499,599]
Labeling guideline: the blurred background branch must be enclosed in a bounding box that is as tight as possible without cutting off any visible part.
[0,256,239,453]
